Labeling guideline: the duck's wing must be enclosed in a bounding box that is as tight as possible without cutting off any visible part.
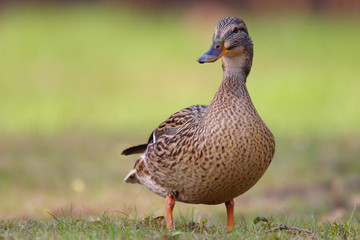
[123,104,208,192]
[121,104,208,156]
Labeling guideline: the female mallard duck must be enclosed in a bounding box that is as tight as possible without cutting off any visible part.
[122,17,275,230]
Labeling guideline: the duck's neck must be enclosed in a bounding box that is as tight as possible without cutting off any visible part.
[222,54,251,81]
[217,55,250,99]
[205,56,257,129]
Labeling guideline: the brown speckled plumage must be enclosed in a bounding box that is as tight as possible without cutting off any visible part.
[122,17,275,229]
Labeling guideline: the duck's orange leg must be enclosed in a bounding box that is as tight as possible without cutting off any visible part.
[165,196,175,230]
[225,199,234,230]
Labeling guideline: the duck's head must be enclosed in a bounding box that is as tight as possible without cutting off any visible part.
[198,17,253,76]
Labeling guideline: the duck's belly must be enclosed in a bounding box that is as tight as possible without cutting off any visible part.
[172,134,274,204]
[142,149,273,205]
[177,155,272,204]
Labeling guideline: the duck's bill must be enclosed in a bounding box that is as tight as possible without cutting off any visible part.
[197,40,228,64]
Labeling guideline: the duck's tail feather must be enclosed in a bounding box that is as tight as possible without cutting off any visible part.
[123,169,140,184]
[121,144,147,155]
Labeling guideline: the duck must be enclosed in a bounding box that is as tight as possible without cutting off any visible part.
[122,17,275,231]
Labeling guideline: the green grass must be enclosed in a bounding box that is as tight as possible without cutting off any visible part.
[1,212,359,239]
[0,4,360,239]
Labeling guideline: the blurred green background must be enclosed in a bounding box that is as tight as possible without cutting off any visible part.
[0,1,359,223]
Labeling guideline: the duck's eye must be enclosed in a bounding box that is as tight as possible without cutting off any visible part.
[233,27,239,33]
